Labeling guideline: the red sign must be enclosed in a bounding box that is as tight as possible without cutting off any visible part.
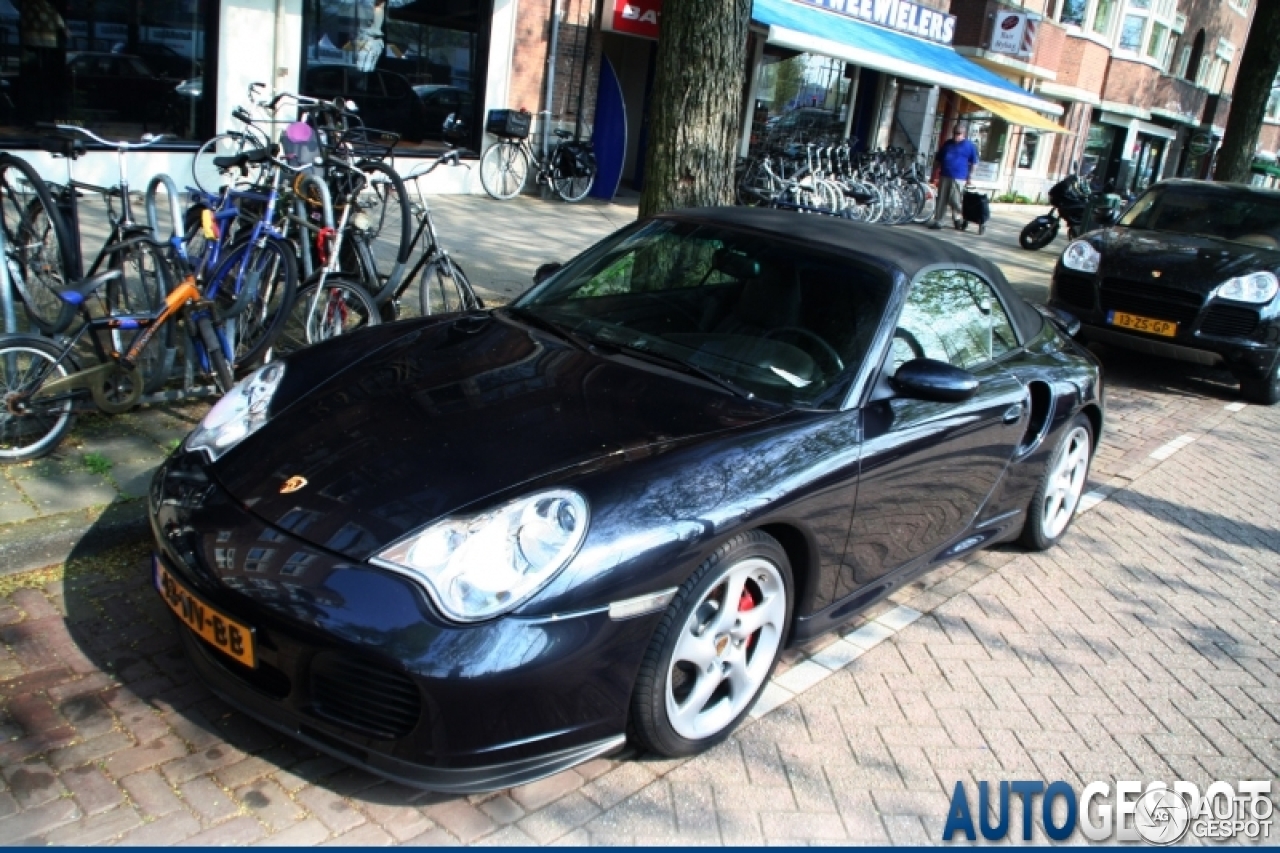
[606,0,662,39]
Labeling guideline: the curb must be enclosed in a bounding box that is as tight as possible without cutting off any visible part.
[0,499,149,578]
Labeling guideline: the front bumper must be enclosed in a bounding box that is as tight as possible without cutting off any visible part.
[149,451,654,792]
[1050,270,1280,379]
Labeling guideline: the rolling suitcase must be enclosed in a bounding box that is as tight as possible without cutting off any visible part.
[961,189,990,234]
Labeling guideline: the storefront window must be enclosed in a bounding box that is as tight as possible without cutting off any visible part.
[1082,123,1114,178]
[750,52,849,154]
[1019,132,1040,169]
[300,0,486,150]
[1,0,211,142]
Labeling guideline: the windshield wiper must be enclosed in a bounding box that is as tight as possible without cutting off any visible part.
[504,306,593,352]
[595,338,755,400]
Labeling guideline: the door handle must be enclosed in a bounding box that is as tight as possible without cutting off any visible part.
[1002,403,1024,424]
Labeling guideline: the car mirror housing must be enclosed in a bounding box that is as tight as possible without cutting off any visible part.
[891,358,979,403]
[1034,303,1082,338]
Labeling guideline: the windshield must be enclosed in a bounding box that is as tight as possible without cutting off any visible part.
[513,219,893,408]
[1119,184,1280,248]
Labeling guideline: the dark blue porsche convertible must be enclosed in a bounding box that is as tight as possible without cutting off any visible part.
[149,208,1104,792]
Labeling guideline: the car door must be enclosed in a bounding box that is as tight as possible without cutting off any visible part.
[844,268,1028,588]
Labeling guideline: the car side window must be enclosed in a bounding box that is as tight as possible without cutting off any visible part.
[890,270,1016,373]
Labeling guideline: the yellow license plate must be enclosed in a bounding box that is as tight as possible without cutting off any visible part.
[1108,310,1178,337]
[154,557,256,668]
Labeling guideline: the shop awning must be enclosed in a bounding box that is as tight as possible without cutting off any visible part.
[960,93,1067,133]
[752,0,1062,116]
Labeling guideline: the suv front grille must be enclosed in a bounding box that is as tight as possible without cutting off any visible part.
[1054,273,1095,311]
[1100,279,1204,325]
[309,651,422,739]
[1199,304,1260,338]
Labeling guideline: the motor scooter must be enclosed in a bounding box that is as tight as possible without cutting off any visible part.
[1019,173,1121,250]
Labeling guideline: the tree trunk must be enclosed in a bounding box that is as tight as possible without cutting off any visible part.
[638,0,752,218]
[1212,4,1280,183]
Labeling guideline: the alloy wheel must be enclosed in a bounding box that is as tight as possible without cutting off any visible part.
[1041,425,1090,539]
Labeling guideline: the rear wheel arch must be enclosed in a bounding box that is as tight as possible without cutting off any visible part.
[756,522,815,640]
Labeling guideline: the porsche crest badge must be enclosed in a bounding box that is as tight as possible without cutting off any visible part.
[280,476,308,494]
[1151,270,1162,278]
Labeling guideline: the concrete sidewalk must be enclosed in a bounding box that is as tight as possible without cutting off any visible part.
[0,196,1134,575]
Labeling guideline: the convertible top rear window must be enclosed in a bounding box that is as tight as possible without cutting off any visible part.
[1120,184,1280,248]
[515,220,894,408]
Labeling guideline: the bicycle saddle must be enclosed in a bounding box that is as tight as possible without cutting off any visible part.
[553,129,573,139]
[38,136,85,160]
[57,270,123,306]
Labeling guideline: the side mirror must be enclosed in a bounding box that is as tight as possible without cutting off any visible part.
[533,262,562,284]
[891,358,979,402]
[1034,303,1082,338]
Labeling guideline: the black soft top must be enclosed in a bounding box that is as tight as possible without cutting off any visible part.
[659,206,1045,343]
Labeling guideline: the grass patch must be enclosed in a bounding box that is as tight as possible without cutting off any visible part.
[83,452,113,476]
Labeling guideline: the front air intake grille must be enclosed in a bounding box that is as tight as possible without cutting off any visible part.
[1199,305,1261,338]
[309,651,422,739]
[1100,279,1204,325]
[1054,274,1095,311]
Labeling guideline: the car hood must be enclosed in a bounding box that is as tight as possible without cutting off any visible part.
[1092,227,1280,295]
[214,312,783,561]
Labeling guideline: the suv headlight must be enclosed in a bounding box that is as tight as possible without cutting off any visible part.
[373,490,589,622]
[186,362,285,460]
[1213,271,1278,304]
[1061,240,1101,274]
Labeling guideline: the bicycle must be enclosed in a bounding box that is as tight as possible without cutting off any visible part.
[0,151,77,335]
[479,110,597,203]
[38,125,182,390]
[377,147,482,320]
[0,248,235,463]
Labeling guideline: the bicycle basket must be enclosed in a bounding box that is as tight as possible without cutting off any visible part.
[486,109,532,140]
[328,124,401,162]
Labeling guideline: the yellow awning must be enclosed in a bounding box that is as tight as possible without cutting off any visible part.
[960,93,1068,134]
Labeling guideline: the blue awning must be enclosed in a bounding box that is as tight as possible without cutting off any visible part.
[752,0,1062,115]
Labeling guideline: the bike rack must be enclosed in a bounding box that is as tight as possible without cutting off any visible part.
[145,173,184,245]
[292,171,334,280]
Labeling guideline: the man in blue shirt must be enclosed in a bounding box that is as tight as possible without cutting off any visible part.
[929,124,979,229]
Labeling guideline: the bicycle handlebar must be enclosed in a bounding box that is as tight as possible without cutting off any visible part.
[38,123,173,151]
[404,149,467,182]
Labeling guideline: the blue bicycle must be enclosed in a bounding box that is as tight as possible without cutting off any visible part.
[184,144,298,370]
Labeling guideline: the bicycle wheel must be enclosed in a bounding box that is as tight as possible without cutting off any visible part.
[206,234,298,370]
[106,241,171,392]
[274,276,380,357]
[191,133,264,195]
[0,154,76,335]
[194,314,235,392]
[418,257,480,317]
[912,182,937,224]
[552,158,596,203]
[0,334,75,462]
[480,142,529,201]
[355,160,412,290]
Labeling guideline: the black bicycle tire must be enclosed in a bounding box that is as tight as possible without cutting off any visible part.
[552,161,596,203]
[356,159,413,268]
[0,333,76,462]
[105,240,173,393]
[480,142,528,201]
[418,257,479,317]
[195,313,235,392]
[274,275,381,357]
[205,234,299,369]
[0,153,77,335]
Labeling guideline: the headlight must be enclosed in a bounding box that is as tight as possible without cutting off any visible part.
[373,490,589,622]
[1213,271,1279,304]
[186,362,285,460]
[1061,240,1101,273]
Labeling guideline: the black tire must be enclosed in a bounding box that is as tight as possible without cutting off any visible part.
[338,231,384,303]
[480,142,528,201]
[1019,220,1058,250]
[1238,360,1280,406]
[0,334,75,462]
[274,275,381,357]
[552,154,596,203]
[0,154,76,335]
[418,257,479,317]
[356,160,412,288]
[106,241,172,393]
[206,235,298,370]
[195,314,235,392]
[629,530,793,758]
[1019,413,1094,551]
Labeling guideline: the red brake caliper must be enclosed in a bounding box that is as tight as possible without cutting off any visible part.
[738,585,758,651]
